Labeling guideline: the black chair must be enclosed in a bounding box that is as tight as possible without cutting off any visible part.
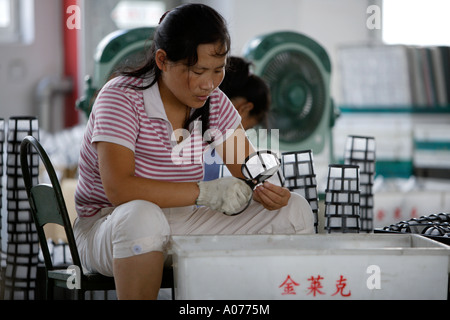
[20,135,173,300]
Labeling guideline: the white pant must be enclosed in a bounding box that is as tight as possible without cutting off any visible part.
[74,193,314,276]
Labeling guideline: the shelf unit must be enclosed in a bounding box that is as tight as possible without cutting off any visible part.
[334,105,450,179]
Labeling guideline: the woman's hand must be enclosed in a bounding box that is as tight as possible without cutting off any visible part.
[197,177,253,215]
[252,181,291,211]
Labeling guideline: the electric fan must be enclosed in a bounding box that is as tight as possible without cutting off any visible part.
[77,27,155,117]
[243,31,338,159]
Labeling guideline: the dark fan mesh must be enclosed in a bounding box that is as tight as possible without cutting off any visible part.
[260,50,326,144]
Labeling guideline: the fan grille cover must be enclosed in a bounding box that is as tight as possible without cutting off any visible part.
[261,49,326,144]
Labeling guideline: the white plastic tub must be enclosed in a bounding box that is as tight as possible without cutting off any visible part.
[169,234,450,300]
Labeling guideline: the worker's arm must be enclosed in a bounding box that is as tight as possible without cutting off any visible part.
[96,141,251,214]
[216,125,255,178]
[96,141,199,208]
[216,125,291,211]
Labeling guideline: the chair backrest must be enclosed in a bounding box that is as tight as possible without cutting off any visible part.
[20,136,83,271]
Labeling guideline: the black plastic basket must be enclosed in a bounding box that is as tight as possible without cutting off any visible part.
[376,213,450,246]
[0,118,4,298]
[3,117,39,300]
[282,150,319,233]
[344,135,376,233]
[324,164,360,233]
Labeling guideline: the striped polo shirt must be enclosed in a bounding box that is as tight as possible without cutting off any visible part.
[75,75,241,218]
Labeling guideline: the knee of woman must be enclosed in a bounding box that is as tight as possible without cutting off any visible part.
[108,200,171,260]
[111,200,170,236]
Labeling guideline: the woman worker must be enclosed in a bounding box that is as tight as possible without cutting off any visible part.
[73,3,314,300]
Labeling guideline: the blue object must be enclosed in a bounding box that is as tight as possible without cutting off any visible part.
[203,149,221,181]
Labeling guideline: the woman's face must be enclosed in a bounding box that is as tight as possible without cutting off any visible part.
[158,42,227,109]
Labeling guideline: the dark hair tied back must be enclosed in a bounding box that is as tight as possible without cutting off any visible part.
[121,3,231,137]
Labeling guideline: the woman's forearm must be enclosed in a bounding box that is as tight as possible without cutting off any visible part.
[105,176,199,208]
[96,141,200,208]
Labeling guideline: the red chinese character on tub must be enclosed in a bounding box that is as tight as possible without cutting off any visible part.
[376,209,385,221]
[279,275,299,295]
[331,275,351,297]
[307,275,325,296]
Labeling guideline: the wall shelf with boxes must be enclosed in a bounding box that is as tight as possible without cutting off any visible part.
[334,106,450,179]
[336,44,450,180]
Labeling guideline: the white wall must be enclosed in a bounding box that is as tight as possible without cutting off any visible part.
[0,0,64,121]
[0,0,376,121]
[191,0,377,104]
[0,0,64,260]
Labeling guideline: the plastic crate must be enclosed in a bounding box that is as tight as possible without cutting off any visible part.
[170,234,450,300]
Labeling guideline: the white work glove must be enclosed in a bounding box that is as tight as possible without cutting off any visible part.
[196,177,253,215]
